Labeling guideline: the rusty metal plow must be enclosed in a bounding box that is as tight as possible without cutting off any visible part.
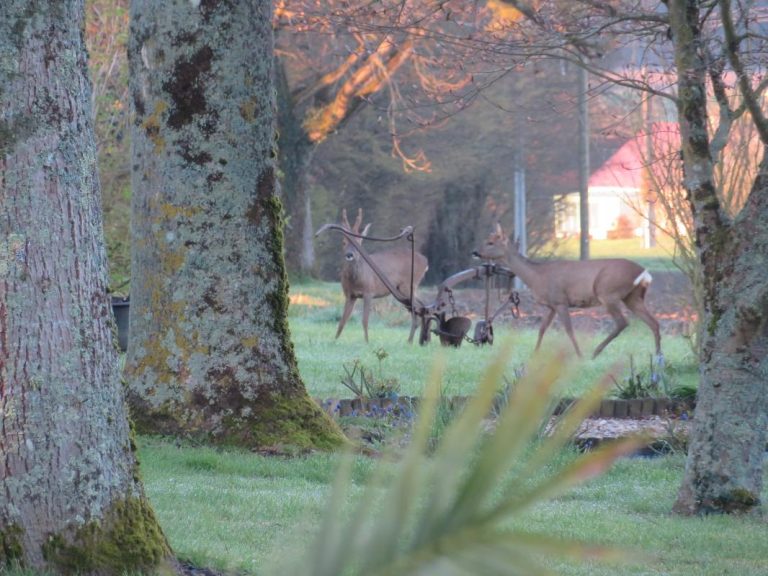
[316,224,520,347]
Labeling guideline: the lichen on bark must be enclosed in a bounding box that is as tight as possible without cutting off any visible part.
[1,0,174,571]
[126,0,346,452]
[40,496,174,576]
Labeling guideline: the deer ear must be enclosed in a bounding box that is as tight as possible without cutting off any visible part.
[495,222,503,236]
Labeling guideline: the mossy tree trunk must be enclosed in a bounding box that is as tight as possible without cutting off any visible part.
[0,1,172,572]
[126,0,344,450]
[669,0,768,515]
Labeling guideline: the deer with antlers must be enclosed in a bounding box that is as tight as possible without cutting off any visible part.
[474,224,661,358]
[321,208,428,343]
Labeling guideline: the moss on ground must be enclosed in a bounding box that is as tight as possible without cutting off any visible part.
[41,496,173,575]
[217,390,347,452]
[0,524,24,567]
[711,487,761,514]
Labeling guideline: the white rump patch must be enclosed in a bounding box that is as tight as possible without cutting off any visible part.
[633,270,653,286]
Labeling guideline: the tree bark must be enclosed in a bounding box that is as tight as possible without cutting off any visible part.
[670,0,768,515]
[0,1,171,572]
[126,0,344,450]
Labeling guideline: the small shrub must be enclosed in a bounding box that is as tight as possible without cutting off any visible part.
[653,417,689,455]
[611,354,671,399]
[279,344,644,576]
[492,364,527,417]
[427,387,458,451]
[669,384,697,402]
[607,214,637,240]
[339,348,401,400]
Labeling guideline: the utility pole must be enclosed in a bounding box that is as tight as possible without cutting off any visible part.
[578,63,590,260]
[513,142,527,290]
[642,90,657,248]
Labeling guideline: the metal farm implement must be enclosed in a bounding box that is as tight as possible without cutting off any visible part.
[316,224,520,347]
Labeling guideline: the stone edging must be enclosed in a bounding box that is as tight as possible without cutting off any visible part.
[316,396,695,419]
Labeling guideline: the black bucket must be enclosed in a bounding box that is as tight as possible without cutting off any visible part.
[435,314,472,347]
[111,296,130,352]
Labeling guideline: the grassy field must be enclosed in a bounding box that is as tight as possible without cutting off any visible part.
[547,236,682,272]
[288,280,699,401]
[140,439,768,576]
[126,276,768,575]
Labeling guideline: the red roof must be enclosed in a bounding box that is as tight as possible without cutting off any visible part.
[589,122,681,189]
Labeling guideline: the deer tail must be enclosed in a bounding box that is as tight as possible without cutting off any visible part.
[633,269,653,287]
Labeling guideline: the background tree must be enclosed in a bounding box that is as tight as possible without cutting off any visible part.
[0,1,171,572]
[668,0,767,515]
[125,0,344,451]
[86,0,132,292]
[275,1,537,274]
[500,0,768,514]
[309,60,604,283]
[88,1,633,286]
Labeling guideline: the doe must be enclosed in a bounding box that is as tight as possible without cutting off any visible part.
[474,224,661,358]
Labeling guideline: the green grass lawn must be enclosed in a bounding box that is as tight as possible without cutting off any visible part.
[139,439,768,576]
[289,281,699,401]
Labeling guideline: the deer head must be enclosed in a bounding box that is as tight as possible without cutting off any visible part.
[325,208,429,343]
[472,223,512,262]
[340,208,371,262]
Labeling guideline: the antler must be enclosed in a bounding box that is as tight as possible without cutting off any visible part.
[352,208,363,233]
[341,208,351,231]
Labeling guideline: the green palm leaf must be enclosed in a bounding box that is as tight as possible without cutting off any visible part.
[290,343,645,576]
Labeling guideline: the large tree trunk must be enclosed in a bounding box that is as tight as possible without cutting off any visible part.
[0,1,171,572]
[674,150,768,515]
[126,0,344,450]
[670,0,768,515]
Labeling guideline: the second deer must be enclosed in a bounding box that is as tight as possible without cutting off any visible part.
[331,208,428,343]
[474,224,661,358]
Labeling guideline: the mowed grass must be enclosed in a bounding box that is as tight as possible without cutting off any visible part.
[548,236,682,272]
[134,255,768,576]
[289,280,698,401]
[10,246,757,576]
[139,439,768,576]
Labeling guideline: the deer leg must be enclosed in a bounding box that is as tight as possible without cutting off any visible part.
[535,308,557,351]
[556,305,582,358]
[335,297,357,339]
[624,292,662,355]
[592,302,628,358]
[362,294,373,343]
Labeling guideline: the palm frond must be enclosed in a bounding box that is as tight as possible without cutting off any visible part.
[290,343,645,576]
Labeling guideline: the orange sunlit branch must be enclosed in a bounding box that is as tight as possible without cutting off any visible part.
[357,40,414,97]
[412,54,472,96]
[297,33,366,104]
[391,134,432,172]
[384,77,432,173]
[486,0,542,24]
[274,1,295,21]
[303,37,414,142]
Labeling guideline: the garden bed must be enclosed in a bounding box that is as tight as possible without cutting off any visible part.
[317,395,694,419]
[316,394,694,456]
